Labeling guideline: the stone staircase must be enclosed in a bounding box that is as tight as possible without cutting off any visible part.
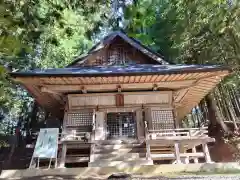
[88,140,153,167]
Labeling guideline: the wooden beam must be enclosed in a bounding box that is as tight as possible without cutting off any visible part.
[41,87,61,95]
[43,80,197,92]
[41,87,65,105]
[151,152,204,159]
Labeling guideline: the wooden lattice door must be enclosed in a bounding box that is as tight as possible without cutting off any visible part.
[106,112,136,139]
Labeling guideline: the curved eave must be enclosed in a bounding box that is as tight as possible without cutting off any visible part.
[10,64,231,78]
[10,65,231,120]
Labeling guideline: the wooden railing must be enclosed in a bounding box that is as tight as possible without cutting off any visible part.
[59,131,90,142]
[146,127,213,164]
[148,127,208,139]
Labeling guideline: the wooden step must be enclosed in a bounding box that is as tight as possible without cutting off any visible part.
[94,144,143,150]
[94,147,146,154]
[62,144,91,149]
[151,152,205,160]
[66,154,89,157]
[94,140,142,145]
[150,146,174,149]
[59,140,92,145]
[88,159,153,167]
[93,153,144,161]
[65,156,89,163]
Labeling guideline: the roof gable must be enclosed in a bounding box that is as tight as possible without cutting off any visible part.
[67,31,168,67]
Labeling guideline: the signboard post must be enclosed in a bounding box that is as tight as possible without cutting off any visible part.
[29,128,59,169]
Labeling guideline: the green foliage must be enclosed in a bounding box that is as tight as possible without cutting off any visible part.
[36,0,111,68]
[1,0,239,136]
[0,0,112,134]
[0,66,12,112]
[125,0,240,134]
[125,0,240,66]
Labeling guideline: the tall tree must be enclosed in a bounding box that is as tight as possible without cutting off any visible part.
[36,0,111,68]
[0,0,112,135]
[124,0,240,132]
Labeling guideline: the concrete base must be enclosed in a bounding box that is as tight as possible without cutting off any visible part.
[1,163,240,179]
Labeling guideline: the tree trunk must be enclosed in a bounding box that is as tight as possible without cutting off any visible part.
[5,134,17,169]
[205,93,229,136]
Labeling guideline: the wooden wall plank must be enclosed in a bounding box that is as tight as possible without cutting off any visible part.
[68,91,172,109]
[44,79,196,92]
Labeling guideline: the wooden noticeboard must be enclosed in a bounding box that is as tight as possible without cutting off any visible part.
[30,128,59,169]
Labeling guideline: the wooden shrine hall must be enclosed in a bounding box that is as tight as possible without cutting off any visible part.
[11,31,230,167]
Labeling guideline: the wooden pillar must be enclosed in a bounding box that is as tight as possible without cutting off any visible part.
[89,109,96,162]
[89,144,95,162]
[91,109,96,141]
[202,143,212,163]
[95,111,105,140]
[146,142,151,160]
[192,146,199,163]
[136,108,145,141]
[59,104,68,168]
[174,142,182,164]
[59,143,67,168]
[144,121,151,161]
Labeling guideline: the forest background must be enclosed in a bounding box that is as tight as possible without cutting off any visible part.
[0,0,239,147]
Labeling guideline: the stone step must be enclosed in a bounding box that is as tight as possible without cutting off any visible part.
[88,159,153,167]
[93,153,144,161]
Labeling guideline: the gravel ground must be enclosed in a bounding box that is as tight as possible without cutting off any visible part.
[131,175,240,180]
[1,174,240,179]
[1,175,240,180]
[171,175,240,180]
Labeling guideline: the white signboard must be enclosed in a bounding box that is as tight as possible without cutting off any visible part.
[33,128,59,158]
